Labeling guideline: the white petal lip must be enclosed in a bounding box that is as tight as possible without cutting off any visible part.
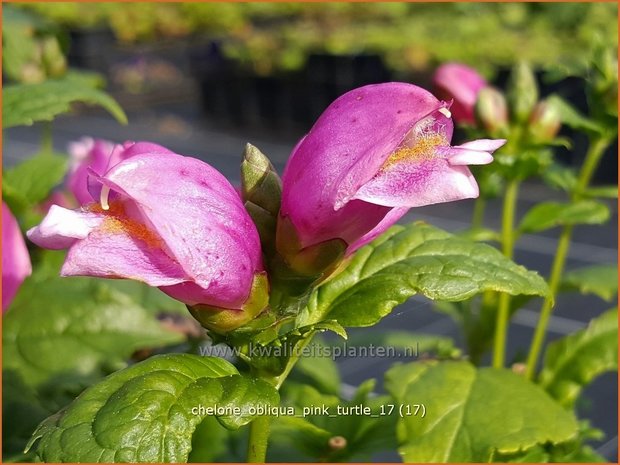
[448,150,494,166]
[446,138,506,166]
[27,205,104,250]
[457,139,506,151]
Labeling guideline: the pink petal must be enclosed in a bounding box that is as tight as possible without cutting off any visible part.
[60,214,188,288]
[353,158,479,208]
[67,138,116,205]
[346,207,409,253]
[433,63,487,124]
[2,203,32,311]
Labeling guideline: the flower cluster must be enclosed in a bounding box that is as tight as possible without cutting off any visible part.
[26,83,505,333]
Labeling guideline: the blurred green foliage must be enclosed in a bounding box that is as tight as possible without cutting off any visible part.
[18,2,618,76]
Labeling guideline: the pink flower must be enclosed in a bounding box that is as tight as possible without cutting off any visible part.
[67,137,172,206]
[28,143,268,332]
[433,63,487,124]
[2,202,32,312]
[279,83,504,273]
[67,137,116,205]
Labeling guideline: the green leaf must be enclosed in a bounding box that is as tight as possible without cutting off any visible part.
[542,163,578,192]
[298,223,549,328]
[288,335,341,395]
[545,94,604,135]
[27,354,279,462]
[248,321,346,377]
[385,360,578,462]
[188,416,245,463]
[561,264,618,301]
[539,309,618,408]
[2,152,67,211]
[3,77,127,128]
[3,370,52,462]
[3,275,184,390]
[518,200,610,233]
[457,227,500,243]
[344,330,460,358]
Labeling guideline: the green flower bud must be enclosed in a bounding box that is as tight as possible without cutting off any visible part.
[589,46,619,119]
[475,87,508,136]
[241,143,282,253]
[528,99,562,143]
[507,62,538,123]
[241,143,282,215]
[40,36,67,78]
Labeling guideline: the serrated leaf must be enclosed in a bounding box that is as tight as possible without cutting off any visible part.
[3,77,127,128]
[298,223,549,328]
[545,95,604,135]
[561,264,618,301]
[27,354,279,462]
[539,309,618,408]
[2,152,67,211]
[385,360,578,462]
[3,275,184,390]
[519,200,610,233]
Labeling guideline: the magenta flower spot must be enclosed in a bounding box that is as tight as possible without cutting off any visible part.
[280,83,505,265]
[2,202,32,312]
[29,145,268,332]
[433,63,487,124]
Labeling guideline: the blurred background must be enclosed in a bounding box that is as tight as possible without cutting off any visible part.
[3,2,618,461]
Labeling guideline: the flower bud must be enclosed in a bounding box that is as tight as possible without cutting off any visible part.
[278,83,505,277]
[240,144,282,253]
[28,142,268,334]
[507,62,538,123]
[527,99,562,143]
[40,36,67,78]
[589,46,619,119]
[2,202,32,312]
[241,143,282,216]
[475,87,509,136]
[433,63,487,124]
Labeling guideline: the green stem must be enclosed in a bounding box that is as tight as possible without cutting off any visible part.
[471,197,486,229]
[492,180,519,368]
[524,226,572,379]
[246,415,271,463]
[525,135,611,379]
[245,332,316,462]
[574,136,611,199]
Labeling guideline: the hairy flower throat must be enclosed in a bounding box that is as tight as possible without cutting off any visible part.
[383,132,447,169]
